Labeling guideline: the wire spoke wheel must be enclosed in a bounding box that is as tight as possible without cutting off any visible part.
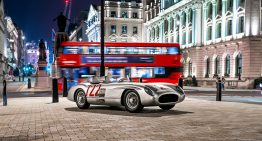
[76,89,90,109]
[124,90,143,113]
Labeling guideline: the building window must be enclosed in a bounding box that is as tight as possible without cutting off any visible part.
[238,16,244,33]
[111,25,116,34]
[227,20,232,36]
[110,11,116,17]
[170,18,174,31]
[188,30,192,43]
[121,11,128,18]
[164,19,168,33]
[182,32,186,45]
[235,54,242,76]
[122,25,127,34]
[132,12,138,18]
[217,0,222,15]
[207,3,213,19]
[133,26,138,34]
[207,26,212,40]
[216,23,222,38]
[206,58,210,78]
[188,60,192,76]
[182,12,186,27]
[176,33,179,43]
[225,55,230,76]
[238,0,245,7]
[215,56,220,75]
[228,0,233,11]
[189,9,193,23]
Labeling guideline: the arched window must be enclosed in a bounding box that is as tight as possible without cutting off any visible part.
[207,3,213,19]
[227,19,232,36]
[228,0,233,11]
[238,16,244,33]
[207,26,212,40]
[188,9,193,23]
[225,55,230,76]
[235,54,242,76]
[217,0,222,15]
[181,12,186,27]
[152,28,155,40]
[164,19,168,33]
[215,56,220,75]
[238,0,245,7]
[170,18,174,32]
[188,60,192,76]
[205,58,210,78]
[216,22,222,38]
[156,26,159,39]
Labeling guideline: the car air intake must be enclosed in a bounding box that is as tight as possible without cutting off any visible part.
[159,94,179,103]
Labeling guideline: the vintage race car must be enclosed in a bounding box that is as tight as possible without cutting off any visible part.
[67,77,185,113]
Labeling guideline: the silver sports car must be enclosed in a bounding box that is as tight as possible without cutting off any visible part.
[67,77,185,113]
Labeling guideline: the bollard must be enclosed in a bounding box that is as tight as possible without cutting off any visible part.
[3,80,7,106]
[139,77,142,83]
[22,75,24,82]
[19,76,21,82]
[63,77,68,97]
[178,78,183,89]
[216,79,222,101]
[28,78,31,89]
[52,78,59,103]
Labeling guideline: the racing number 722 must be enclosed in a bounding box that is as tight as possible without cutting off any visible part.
[86,85,101,97]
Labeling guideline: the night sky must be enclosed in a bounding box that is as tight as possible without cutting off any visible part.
[4,0,100,46]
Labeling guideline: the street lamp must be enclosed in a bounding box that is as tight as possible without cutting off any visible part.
[79,38,82,42]
[100,0,105,77]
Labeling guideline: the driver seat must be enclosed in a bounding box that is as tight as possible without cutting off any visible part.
[90,76,100,84]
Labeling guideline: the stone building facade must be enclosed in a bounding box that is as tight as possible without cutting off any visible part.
[145,0,262,88]
[0,0,5,80]
[86,0,144,42]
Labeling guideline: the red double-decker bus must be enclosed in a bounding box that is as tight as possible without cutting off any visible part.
[58,42,182,88]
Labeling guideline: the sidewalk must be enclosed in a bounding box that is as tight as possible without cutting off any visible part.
[184,86,261,92]
[17,77,52,93]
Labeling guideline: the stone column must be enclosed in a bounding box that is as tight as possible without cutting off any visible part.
[212,2,216,42]
[245,0,261,36]
[232,0,237,38]
[194,4,202,46]
[185,10,189,47]
[221,0,226,40]
[192,9,196,45]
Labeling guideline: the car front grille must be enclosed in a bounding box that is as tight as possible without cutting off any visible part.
[158,94,179,103]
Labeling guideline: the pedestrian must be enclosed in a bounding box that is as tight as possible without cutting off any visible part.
[221,76,226,90]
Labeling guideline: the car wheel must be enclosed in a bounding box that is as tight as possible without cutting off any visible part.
[124,90,144,113]
[76,89,90,109]
[159,105,175,110]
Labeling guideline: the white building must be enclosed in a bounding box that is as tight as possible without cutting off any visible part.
[0,0,6,80]
[86,0,144,42]
[145,0,262,88]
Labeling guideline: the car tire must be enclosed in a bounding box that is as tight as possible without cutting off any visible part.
[159,105,175,110]
[124,90,144,113]
[76,89,90,109]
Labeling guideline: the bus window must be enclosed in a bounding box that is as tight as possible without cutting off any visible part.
[167,47,180,54]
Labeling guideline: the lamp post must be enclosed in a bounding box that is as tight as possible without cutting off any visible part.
[100,0,105,77]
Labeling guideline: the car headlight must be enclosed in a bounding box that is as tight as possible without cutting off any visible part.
[144,86,154,96]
